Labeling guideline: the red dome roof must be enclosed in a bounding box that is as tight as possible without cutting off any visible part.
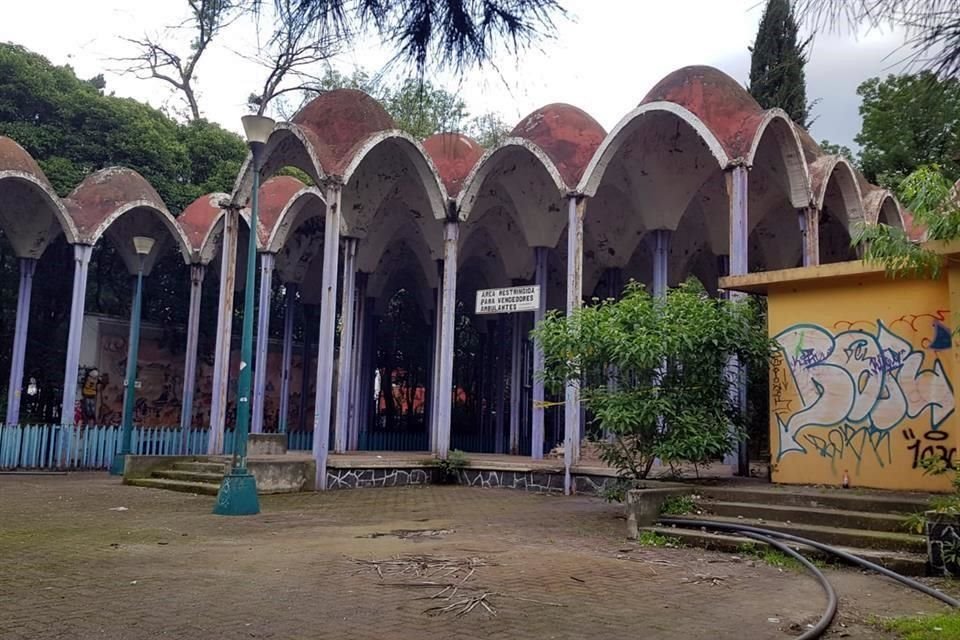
[179,193,226,253]
[422,133,484,197]
[258,175,309,246]
[0,136,53,187]
[292,89,396,176]
[510,104,606,187]
[65,167,167,239]
[641,65,766,162]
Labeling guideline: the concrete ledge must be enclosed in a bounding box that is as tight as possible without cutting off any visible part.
[626,486,694,539]
[248,434,287,456]
[247,457,315,493]
[122,455,208,480]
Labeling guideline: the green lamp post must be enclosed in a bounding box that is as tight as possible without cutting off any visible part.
[213,113,275,516]
[110,235,155,476]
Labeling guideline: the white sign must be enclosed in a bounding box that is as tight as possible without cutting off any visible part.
[475,285,540,315]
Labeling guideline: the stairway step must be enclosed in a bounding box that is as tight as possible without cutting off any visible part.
[172,462,227,474]
[127,477,220,496]
[698,500,909,533]
[643,526,928,576]
[671,514,925,553]
[152,470,224,484]
[696,486,928,515]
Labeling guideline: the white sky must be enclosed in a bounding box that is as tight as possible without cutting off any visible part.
[2,0,912,150]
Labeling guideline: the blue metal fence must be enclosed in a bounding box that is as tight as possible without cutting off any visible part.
[0,424,212,471]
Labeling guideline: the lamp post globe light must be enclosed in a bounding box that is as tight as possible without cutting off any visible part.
[110,235,155,476]
[213,114,275,516]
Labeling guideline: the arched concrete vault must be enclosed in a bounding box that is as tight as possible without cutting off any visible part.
[358,198,439,292]
[811,156,865,264]
[368,240,435,323]
[0,137,78,257]
[65,167,191,275]
[460,203,534,281]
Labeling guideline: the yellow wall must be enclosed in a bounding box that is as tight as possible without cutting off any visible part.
[768,270,957,492]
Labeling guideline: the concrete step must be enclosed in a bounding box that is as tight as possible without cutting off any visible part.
[695,485,928,515]
[127,477,220,496]
[152,470,224,484]
[697,500,909,533]
[644,526,928,576]
[171,461,227,474]
[671,514,926,554]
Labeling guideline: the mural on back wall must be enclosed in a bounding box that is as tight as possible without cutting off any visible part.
[772,313,955,477]
[94,331,312,429]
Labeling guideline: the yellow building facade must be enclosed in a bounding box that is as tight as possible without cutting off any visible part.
[724,251,960,492]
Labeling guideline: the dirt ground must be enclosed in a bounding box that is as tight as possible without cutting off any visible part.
[0,473,955,639]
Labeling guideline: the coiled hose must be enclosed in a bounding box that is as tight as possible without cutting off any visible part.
[658,517,960,639]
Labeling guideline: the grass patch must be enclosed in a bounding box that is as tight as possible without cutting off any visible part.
[637,530,681,548]
[659,494,696,516]
[881,612,960,639]
[736,542,823,572]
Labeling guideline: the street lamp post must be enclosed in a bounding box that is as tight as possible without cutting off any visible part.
[213,113,274,516]
[110,235,154,476]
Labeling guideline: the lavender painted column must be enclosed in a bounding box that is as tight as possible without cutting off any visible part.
[531,246,548,459]
[251,253,275,434]
[727,165,750,477]
[298,304,314,432]
[334,237,358,453]
[508,311,522,454]
[430,278,443,452]
[278,283,298,433]
[6,257,37,426]
[494,316,507,454]
[652,230,671,299]
[563,198,585,494]
[209,208,239,454]
[61,244,93,426]
[436,221,459,459]
[179,264,205,431]
[312,186,341,489]
[359,305,377,443]
[348,274,367,450]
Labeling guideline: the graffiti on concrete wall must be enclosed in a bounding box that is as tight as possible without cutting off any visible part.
[773,315,955,474]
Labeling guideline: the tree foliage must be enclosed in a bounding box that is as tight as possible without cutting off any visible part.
[268,0,567,74]
[748,0,811,126]
[533,282,772,479]
[855,73,960,188]
[857,165,959,277]
[796,0,960,79]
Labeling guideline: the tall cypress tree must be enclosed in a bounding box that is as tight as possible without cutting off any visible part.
[748,0,810,127]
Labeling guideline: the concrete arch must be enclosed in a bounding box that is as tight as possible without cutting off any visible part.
[812,156,865,226]
[748,110,811,209]
[264,187,328,253]
[359,200,440,291]
[231,123,327,206]
[0,173,78,256]
[460,203,534,280]
[578,101,729,197]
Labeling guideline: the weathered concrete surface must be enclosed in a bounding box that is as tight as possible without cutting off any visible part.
[121,455,209,480]
[625,485,694,538]
[246,457,315,493]
[247,433,287,456]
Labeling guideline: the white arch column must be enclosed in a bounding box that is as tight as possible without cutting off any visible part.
[436,221,459,458]
[563,197,585,494]
[251,252,275,434]
[179,264,205,431]
[312,184,342,489]
[799,207,820,267]
[348,273,368,450]
[60,244,93,426]
[209,208,239,454]
[6,257,37,426]
[334,237,358,453]
[727,165,749,476]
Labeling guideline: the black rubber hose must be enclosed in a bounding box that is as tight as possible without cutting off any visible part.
[737,530,838,640]
[660,517,960,609]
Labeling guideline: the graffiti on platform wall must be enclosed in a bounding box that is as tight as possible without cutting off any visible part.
[773,315,955,474]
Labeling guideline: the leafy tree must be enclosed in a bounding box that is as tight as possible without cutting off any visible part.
[533,282,771,480]
[819,139,856,165]
[857,165,959,277]
[855,73,960,188]
[748,0,811,126]
[796,1,960,79]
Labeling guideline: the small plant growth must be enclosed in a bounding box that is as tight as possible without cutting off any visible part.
[534,281,772,482]
[430,449,469,484]
[659,494,697,516]
[637,530,682,548]
[880,611,960,639]
[902,456,960,576]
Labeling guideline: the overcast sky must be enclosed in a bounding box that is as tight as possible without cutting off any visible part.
[2,0,912,151]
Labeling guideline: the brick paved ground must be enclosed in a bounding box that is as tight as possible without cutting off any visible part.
[0,474,955,639]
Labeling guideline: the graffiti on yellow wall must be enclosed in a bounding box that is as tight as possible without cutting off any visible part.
[772,314,955,476]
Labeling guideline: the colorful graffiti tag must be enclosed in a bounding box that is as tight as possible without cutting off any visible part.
[772,316,954,474]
